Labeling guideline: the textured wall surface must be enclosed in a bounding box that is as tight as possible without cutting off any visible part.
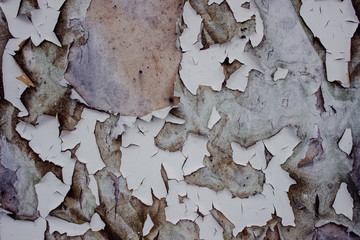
[1,0,360,239]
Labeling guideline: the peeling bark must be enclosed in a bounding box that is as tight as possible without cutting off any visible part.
[64,0,182,116]
[1,0,360,239]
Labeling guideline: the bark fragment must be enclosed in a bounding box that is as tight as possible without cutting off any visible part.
[50,161,96,224]
[0,7,11,98]
[351,142,360,192]
[189,0,256,49]
[315,223,360,240]
[298,134,323,167]
[64,0,182,116]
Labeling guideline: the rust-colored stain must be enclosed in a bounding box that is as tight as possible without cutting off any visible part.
[14,59,35,88]
[65,0,182,116]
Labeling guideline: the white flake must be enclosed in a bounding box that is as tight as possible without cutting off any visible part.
[16,115,76,185]
[338,128,353,155]
[249,1,264,47]
[90,213,105,232]
[226,0,253,22]
[165,114,186,125]
[333,182,353,220]
[142,214,154,236]
[120,118,186,205]
[207,106,221,129]
[273,67,289,81]
[47,216,90,236]
[179,2,203,52]
[0,214,46,240]
[61,108,109,175]
[152,106,173,119]
[196,215,223,240]
[300,0,359,87]
[38,0,66,11]
[180,46,225,95]
[182,135,210,175]
[208,0,225,5]
[232,141,266,170]
[225,66,249,92]
[35,172,70,217]
[164,180,189,224]
[262,127,300,226]
[263,127,301,159]
[88,175,100,205]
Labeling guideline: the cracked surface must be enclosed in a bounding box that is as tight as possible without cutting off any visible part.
[1,0,360,239]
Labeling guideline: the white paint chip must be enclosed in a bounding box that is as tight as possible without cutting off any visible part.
[88,175,100,205]
[0,214,46,240]
[262,127,300,226]
[182,134,210,176]
[226,0,253,22]
[165,114,186,125]
[208,0,224,5]
[179,2,203,52]
[231,142,251,166]
[300,0,359,87]
[180,45,226,95]
[263,127,301,159]
[16,115,76,184]
[249,1,264,47]
[120,118,186,205]
[207,106,221,129]
[196,215,223,240]
[225,66,250,92]
[178,2,264,95]
[35,172,70,217]
[273,67,289,81]
[232,140,266,170]
[333,182,353,220]
[338,128,353,155]
[47,216,90,236]
[142,214,154,236]
[90,213,105,231]
[61,108,109,175]
[46,213,104,237]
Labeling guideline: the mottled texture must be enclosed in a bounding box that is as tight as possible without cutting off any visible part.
[65,0,182,116]
[185,156,265,198]
[189,0,256,49]
[351,142,360,192]
[50,162,96,224]
[0,8,11,98]
[315,223,360,240]
[0,163,18,213]
[1,0,360,239]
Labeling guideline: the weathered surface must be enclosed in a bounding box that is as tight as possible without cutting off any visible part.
[315,223,360,240]
[189,0,256,49]
[0,8,11,98]
[50,161,96,224]
[64,0,182,116]
[1,0,360,239]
